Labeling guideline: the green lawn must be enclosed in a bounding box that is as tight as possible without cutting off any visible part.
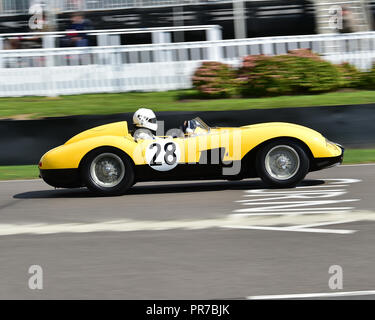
[1,149,373,181]
[1,90,375,119]
[0,165,39,180]
[343,149,375,164]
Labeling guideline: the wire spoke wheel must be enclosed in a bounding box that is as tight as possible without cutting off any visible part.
[256,140,309,188]
[265,145,300,180]
[89,153,125,188]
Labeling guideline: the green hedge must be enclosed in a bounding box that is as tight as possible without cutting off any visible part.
[239,54,341,97]
[358,65,375,90]
[192,49,375,98]
[192,61,238,98]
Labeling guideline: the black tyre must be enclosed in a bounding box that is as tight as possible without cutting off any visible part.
[81,147,135,196]
[256,140,309,188]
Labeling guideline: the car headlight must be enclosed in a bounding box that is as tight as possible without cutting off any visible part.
[325,138,333,147]
[325,138,341,147]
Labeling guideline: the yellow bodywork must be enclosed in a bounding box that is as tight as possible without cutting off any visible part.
[40,120,342,170]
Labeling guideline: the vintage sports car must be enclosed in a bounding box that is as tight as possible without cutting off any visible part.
[39,118,344,195]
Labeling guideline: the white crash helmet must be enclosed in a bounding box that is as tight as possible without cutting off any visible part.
[133,108,157,132]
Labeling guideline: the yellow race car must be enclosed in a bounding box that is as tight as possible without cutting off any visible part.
[39,117,344,195]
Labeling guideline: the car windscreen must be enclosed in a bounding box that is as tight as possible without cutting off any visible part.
[192,117,210,131]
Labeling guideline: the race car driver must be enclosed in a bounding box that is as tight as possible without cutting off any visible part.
[132,108,158,141]
[182,120,197,135]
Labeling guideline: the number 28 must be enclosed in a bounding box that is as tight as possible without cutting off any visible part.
[149,142,177,166]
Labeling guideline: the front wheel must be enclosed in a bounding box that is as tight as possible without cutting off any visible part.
[256,140,309,188]
[81,148,135,196]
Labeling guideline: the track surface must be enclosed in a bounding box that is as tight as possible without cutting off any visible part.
[0,164,374,299]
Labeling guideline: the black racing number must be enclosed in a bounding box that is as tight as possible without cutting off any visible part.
[149,143,162,166]
[164,142,177,165]
[149,142,177,166]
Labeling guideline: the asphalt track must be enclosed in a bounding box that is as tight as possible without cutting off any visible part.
[0,164,374,299]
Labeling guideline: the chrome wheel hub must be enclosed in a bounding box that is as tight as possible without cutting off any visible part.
[265,145,300,180]
[90,153,125,188]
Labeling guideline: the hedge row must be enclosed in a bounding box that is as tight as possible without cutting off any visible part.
[192,49,375,98]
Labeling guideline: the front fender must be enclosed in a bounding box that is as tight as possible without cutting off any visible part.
[240,123,341,159]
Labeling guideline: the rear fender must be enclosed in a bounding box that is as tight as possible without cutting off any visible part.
[40,136,142,170]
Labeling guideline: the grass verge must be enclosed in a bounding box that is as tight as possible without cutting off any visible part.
[0,165,39,180]
[1,90,375,119]
[342,149,375,165]
[0,149,373,181]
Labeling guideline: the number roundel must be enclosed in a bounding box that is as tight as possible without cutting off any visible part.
[145,139,181,171]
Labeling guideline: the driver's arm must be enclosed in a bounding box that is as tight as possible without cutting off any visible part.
[133,129,155,142]
[183,120,196,136]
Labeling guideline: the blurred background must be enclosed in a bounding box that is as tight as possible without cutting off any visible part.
[0,0,373,36]
[0,1,375,301]
[0,0,374,97]
[0,0,374,167]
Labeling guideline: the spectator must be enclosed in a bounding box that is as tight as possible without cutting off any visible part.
[4,11,50,50]
[4,38,21,50]
[339,6,356,33]
[61,12,92,47]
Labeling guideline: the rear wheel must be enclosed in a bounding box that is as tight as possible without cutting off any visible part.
[256,140,309,188]
[81,148,135,196]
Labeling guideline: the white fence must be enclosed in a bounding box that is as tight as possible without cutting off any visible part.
[1,31,375,96]
[0,25,222,49]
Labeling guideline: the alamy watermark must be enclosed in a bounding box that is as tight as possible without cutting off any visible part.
[328,5,343,31]
[28,265,43,290]
[29,3,44,30]
[328,265,343,290]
